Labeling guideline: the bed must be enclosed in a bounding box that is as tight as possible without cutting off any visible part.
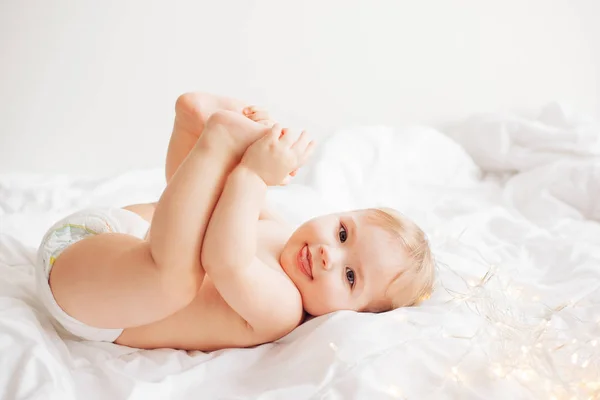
[1,102,598,400]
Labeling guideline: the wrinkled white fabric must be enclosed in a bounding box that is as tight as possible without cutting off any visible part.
[0,103,598,399]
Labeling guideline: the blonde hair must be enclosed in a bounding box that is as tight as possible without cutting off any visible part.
[362,207,435,312]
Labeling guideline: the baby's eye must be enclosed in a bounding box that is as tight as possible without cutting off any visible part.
[338,224,347,243]
[345,267,355,287]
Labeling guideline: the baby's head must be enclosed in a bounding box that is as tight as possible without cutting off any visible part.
[280,208,434,316]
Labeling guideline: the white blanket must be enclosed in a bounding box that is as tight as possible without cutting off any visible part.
[1,103,598,400]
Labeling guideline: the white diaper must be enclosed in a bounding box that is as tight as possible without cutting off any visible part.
[35,207,150,342]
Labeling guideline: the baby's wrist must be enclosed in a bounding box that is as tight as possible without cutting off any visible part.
[233,164,268,187]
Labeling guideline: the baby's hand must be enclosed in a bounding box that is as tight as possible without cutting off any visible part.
[241,124,315,186]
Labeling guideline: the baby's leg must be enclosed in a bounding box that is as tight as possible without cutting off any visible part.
[49,111,270,329]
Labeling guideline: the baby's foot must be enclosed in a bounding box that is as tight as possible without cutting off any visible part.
[174,92,247,139]
[243,106,276,127]
[202,110,270,160]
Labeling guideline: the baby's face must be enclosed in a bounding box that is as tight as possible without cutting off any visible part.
[280,210,408,316]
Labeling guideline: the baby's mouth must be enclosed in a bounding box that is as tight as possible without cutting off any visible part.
[298,244,313,279]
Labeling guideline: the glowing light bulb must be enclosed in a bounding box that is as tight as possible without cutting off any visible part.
[387,385,402,398]
[450,366,460,382]
[571,353,578,364]
[585,381,600,390]
[491,364,504,377]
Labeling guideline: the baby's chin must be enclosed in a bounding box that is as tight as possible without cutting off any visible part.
[279,242,303,280]
[279,254,296,285]
[301,299,334,317]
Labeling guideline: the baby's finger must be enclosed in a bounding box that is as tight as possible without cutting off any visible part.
[299,140,317,164]
[291,130,311,152]
[279,128,295,145]
[269,124,283,140]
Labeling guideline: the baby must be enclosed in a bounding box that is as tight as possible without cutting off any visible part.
[35,92,434,351]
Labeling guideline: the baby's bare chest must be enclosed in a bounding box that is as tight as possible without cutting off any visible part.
[116,222,294,351]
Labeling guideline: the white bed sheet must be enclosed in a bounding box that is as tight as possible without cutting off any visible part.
[1,102,599,400]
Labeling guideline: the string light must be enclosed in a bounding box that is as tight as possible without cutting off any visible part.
[491,363,505,377]
[585,381,600,390]
[450,366,461,382]
[434,259,600,399]
[386,385,403,398]
[515,368,535,382]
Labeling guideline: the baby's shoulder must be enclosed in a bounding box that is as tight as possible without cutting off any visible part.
[257,217,293,245]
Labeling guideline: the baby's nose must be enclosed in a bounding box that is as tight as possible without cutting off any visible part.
[319,245,339,271]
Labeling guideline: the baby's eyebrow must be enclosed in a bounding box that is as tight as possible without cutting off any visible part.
[347,215,359,242]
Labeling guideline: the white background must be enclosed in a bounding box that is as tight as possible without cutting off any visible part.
[0,0,598,176]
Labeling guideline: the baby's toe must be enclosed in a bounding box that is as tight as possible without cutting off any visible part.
[243,106,270,122]
[258,119,276,128]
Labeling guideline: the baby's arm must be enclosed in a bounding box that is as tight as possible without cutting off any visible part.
[202,125,314,333]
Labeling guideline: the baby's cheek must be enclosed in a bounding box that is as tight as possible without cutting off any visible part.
[319,284,347,309]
